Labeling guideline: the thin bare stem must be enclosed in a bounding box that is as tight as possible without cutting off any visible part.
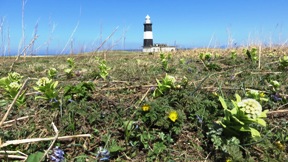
[10,35,39,72]
[0,134,91,148]
[90,26,119,60]
[60,21,79,55]
[2,115,31,125]
[40,122,59,162]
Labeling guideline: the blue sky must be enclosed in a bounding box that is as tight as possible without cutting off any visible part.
[0,0,288,55]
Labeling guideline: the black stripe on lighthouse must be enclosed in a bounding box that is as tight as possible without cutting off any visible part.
[143,15,153,47]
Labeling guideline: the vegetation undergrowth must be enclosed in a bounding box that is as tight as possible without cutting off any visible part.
[0,48,287,161]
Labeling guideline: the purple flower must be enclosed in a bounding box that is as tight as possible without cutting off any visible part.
[50,146,65,162]
[271,94,282,102]
[96,147,110,161]
[187,67,193,73]
[196,115,203,123]
[68,99,74,103]
[150,86,156,92]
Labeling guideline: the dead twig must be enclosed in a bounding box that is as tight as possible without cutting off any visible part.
[2,115,31,126]
[0,150,27,161]
[0,134,91,148]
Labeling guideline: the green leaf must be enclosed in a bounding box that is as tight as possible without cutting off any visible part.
[231,116,245,125]
[52,81,58,89]
[219,96,227,109]
[235,93,242,102]
[255,118,266,127]
[123,121,136,131]
[258,110,268,118]
[26,152,44,162]
[109,144,125,153]
[249,127,261,139]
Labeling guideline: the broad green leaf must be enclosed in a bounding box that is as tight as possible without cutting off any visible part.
[231,116,245,125]
[255,118,266,127]
[53,81,59,89]
[230,107,238,115]
[235,94,242,102]
[219,96,227,109]
[249,127,261,139]
[123,121,136,131]
[26,152,44,162]
[258,110,268,118]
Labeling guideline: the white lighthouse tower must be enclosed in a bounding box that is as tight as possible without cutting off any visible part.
[143,15,153,51]
[142,15,176,53]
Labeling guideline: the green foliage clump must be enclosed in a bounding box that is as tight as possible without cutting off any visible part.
[153,74,176,97]
[0,72,26,106]
[33,77,59,106]
[95,57,111,80]
[199,52,221,71]
[217,94,268,140]
[63,81,95,102]
[160,53,172,72]
[245,47,258,63]
[278,55,288,69]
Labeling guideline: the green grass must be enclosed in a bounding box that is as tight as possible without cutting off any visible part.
[0,48,287,161]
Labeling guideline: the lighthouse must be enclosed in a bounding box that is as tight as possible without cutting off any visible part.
[143,15,153,47]
[142,15,176,53]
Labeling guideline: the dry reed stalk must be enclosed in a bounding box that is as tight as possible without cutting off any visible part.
[60,21,79,55]
[40,122,59,161]
[9,35,39,72]
[90,26,119,61]
[0,154,27,160]
[2,115,31,126]
[250,71,282,74]
[0,78,37,127]
[258,45,261,69]
[0,134,91,148]
[0,150,27,160]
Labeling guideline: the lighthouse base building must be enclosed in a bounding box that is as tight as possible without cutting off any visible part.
[143,43,176,53]
[142,15,176,53]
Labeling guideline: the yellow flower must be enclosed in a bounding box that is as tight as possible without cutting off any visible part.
[259,92,265,98]
[168,110,178,122]
[275,141,285,151]
[225,157,233,162]
[142,104,150,111]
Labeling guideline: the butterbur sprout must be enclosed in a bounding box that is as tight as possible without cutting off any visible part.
[8,72,22,81]
[9,82,21,90]
[36,77,52,87]
[237,99,262,119]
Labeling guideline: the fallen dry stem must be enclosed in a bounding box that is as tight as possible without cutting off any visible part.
[3,115,30,125]
[0,150,27,160]
[0,134,91,148]
[0,154,27,160]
